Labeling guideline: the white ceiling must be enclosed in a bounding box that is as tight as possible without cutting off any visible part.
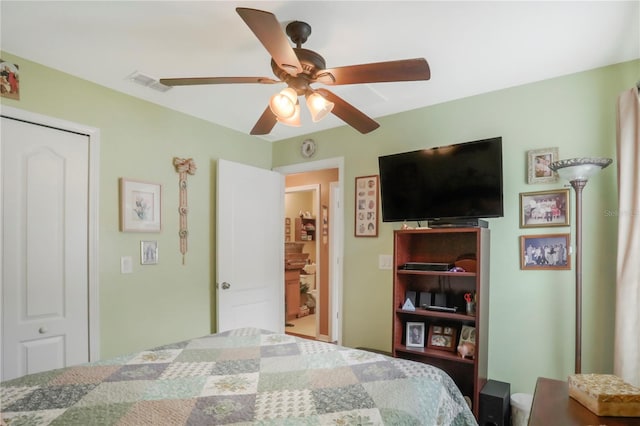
[1,1,638,142]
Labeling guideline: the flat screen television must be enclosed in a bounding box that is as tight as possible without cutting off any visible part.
[378,137,503,223]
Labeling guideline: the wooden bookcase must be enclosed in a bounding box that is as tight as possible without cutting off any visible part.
[392,228,490,418]
[295,217,316,241]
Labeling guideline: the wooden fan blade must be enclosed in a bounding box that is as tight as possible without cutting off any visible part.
[315,58,430,85]
[316,88,379,134]
[236,8,302,76]
[160,77,279,86]
[250,106,278,135]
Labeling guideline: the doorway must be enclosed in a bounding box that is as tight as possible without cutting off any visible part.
[275,158,344,344]
[285,185,320,339]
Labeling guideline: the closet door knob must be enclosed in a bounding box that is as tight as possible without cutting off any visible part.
[221,282,231,290]
[39,327,48,334]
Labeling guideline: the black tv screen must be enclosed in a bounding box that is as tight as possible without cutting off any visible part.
[378,137,504,222]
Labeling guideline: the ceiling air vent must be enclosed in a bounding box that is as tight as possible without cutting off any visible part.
[127,71,172,93]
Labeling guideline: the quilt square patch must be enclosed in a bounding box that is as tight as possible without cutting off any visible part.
[339,349,386,365]
[175,348,222,363]
[254,389,316,420]
[260,343,300,358]
[116,398,197,425]
[258,371,309,393]
[0,408,66,425]
[75,380,152,406]
[261,334,296,346]
[211,359,259,375]
[126,349,182,365]
[259,355,306,374]
[350,361,405,383]
[160,361,215,379]
[3,383,98,411]
[311,384,375,414]
[49,365,121,385]
[307,367,360,389]
[187,394,255,425]
[49,401,132,425]
[296,339,338,355]
[201,372,259,396]
[105,364,168,382]
[318,408,384,425]
[143,377,207,401]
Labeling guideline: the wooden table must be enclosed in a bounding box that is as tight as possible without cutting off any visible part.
[529,377,640,426]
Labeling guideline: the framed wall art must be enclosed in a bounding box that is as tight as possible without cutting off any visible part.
[119,178,162,232]
[354,175,379,237]
[520,189,570,228]
[0,59,20,100]
[427,324,458,352]
[140,240,158,265]
[527,147,559,184]
[406,322,425,348]
[520,233,571,270]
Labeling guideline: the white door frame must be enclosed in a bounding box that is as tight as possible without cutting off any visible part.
[0,105,101,365]
[285,184,321,338]
[274,157,344,345]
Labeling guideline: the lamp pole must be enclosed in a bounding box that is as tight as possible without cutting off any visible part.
[569,178,587,374]
[549,157,611,376]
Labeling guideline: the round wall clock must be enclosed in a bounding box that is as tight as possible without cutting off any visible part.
[301,139,316,158]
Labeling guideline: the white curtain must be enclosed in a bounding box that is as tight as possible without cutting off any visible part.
[614,86,640,387]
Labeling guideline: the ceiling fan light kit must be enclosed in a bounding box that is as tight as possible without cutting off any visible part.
[160,7,431,136]
[276,103,301,127]
[306,92,334,122]
[269,87,298,119]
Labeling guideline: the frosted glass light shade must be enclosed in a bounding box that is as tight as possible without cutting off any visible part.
[549,157,613,181]
[269,88,298,119]
[276,103,301,127]
[306,92,334,122]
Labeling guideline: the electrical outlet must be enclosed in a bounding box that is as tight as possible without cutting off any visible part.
[379,254,393,270]
[120,256,133,274]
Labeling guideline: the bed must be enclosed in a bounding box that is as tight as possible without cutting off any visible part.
[1,328,477,425]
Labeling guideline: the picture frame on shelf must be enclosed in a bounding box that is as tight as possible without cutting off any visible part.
[354,175,379,237]
[140,240,158,265]
[119,178,162,232]
[406,322,425,348]
[520,189,570,228]
[520,233,571,270]
[427,324,458,352]
[527,147,559,184]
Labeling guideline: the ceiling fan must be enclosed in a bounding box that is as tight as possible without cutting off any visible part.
[160,8,431,136]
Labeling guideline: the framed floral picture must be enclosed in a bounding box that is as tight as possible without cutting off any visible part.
[119,178,162,232]
[527,147,559,184]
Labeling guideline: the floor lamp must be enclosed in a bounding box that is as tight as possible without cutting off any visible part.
[549,157,612,374]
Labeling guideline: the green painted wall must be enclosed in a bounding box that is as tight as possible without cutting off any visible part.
[3,50,638,394]
[1,52,272,359]
[273,59,640,394]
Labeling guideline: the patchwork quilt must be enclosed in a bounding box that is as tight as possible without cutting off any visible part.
[1,328,477,425]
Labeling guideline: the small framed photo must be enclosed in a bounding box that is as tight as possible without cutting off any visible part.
[427,324,458,352]
[406,322,425,348]
[520,233,571,270]
[527,147,559,184]
[520,189,570,228]
[0,59,20,100]
[140,240,158,265]
[119,178,162,232]
[354,175,379,237]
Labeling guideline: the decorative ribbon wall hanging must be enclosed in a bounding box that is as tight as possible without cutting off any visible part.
[173,157,197,264]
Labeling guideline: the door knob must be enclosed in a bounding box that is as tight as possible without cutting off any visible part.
[39,327,48,334]
[221,282,231,290]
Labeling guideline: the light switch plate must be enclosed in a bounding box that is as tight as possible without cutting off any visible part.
[120,256,133,274]
[379,254,393,270]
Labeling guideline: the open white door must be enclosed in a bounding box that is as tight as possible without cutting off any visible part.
[216,159,284,333]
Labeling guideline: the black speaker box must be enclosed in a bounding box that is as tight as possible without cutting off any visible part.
[418,292,432,307]
[404,290,417,307]
[433,292,448,307]
[479,380,510,426]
